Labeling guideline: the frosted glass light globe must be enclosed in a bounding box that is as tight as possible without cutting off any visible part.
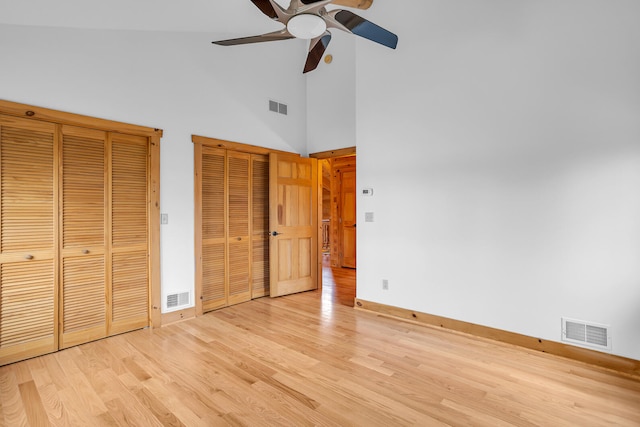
[287,14,326,39]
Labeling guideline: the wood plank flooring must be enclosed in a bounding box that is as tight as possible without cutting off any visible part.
[1,264,639,426]
[321,254,356,307]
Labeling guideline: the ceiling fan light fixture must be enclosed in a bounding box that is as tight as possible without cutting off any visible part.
[287,14,326,39]
[212,1,398,73]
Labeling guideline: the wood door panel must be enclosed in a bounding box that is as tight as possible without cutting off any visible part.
[277,239,293,281]
[269,153,318,297]
[340,168,356,268]
[201,148,226,312]
[1,120,55,252]
[251,155,269,297]
[112,134,148,248]
[0,260,56,364]
[273,237,313,283]
[227,152,251,304]
[298,238,312,278]
[228,154,250,238]
[202,149,225,239]
[61,128,105,248]
[111,250,148,334]
[202,241,226,311]
[0,115,57,365]
[110,134,149,333]
[60,126,107,348]
[228,240,250,304]
[60,255,106,348]
[342,228,356,268]
[251,238,269,298]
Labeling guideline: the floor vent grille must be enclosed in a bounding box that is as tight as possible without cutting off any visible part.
[562,318,611,351]
[167,292,190,309]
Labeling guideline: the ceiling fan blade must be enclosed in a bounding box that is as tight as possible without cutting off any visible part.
[250,0,279,19]
[327,10,398,49]
[304,32,332,73]
[332,0,373,9]
[212,29,294,46]
[297,0,373,9]
[293,0,334,14]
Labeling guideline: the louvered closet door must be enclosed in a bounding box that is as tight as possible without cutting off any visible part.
[0,115,57,365]
[227,151,251,305]
[59,126,107,349]
[110,133,149,335]
[201,147,226,311]
[251,154,269,298]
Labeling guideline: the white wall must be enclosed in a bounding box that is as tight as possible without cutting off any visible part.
[0,23,308,312]
[306,31,356,155]
[350,0,640,360]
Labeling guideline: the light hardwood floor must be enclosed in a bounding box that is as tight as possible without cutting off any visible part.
[321,254,356,308]
[1,266,639,426]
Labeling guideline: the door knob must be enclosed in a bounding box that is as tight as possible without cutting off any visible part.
[271,231,281,236]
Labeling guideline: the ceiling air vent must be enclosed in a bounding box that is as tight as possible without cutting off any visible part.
[562,318,611,351]
[167,292,190,309]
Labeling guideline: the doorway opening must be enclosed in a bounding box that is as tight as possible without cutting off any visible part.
[312,148,357,307]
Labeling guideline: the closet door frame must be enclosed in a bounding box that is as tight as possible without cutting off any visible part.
[0,99,163,329]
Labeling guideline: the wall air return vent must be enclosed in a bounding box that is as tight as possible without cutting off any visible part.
[561,318,611,351]
[269,100,288,115]
[167,292,190,309]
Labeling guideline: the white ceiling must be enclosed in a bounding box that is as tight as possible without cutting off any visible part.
[0,0,345,35]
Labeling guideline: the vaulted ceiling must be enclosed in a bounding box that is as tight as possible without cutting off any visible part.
[0,0,373,34]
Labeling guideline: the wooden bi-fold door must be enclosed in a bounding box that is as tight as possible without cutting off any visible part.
[59,128,150,349]
[0,101,160,366]
[0,114,58,364]
[109,133,150,335]
[195,139,270,314]
[59,126,107,349]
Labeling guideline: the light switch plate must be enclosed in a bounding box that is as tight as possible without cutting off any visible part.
[365,212,374,222]
[161,213,168,224]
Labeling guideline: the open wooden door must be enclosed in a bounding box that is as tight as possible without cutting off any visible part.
[340,168,357,268]
[269,153,318,297]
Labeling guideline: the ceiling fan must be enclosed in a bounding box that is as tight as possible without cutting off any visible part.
[212,0,398,73]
